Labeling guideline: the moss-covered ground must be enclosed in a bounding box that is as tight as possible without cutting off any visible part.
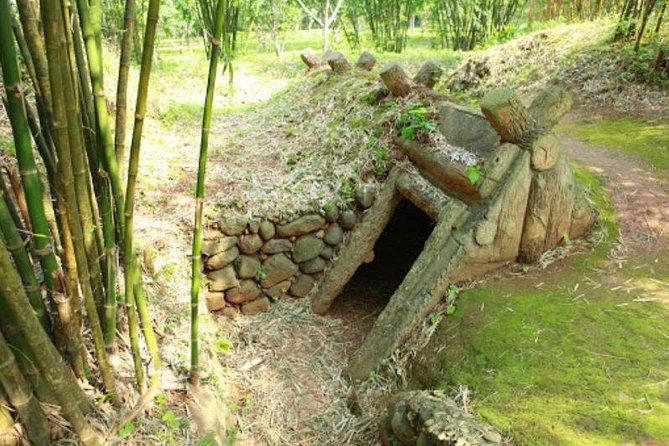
[559,117,669,172]
[411,157,669,444]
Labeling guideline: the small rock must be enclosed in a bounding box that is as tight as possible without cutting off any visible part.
[320,245,334,259]
[300,257,326,274]
[218,216,247,236]
[206,246,239,270]
[205,291,226,311]
[324,205,339,223]
[265,280,291,300]
[323,223,344,246]
[238,234,263,254]
[202,236,238,256]
[315,229,325,238]
[261,254,298,288]
[276,214,325,237]
[207,266,239,291]
[262,238,292,254]
[355,183,376,209]
[290,274,315,298]
[235,255,261,279]
[292,235,325,263]
[221,306,239,319]
[483,430,502,444]
[241,297,271,315]
[259,220,276,240]
[225,280,261,304]
[248,218,261,233]
[339,210,357,230]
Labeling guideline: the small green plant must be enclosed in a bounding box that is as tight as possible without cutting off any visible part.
[371,144,389,177]
[465,165,483,184]
[396,102,437,140]
[119,421,135,437]
[255,267,267,282]
[216,337,233,355]
[429,314,440,325]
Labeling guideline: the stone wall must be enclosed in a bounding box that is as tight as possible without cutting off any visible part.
[202,183,378,316]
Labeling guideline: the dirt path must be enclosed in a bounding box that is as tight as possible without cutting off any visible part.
[560,135,669,250]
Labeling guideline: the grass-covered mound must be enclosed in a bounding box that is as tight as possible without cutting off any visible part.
[445,20,669,110]
[410,166,669,445]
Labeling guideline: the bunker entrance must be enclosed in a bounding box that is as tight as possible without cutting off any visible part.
[327,199,434,337]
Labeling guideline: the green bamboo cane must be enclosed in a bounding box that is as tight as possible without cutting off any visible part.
[123,0,161,391]
[0,164,26,242]
[40,0,119,404]
[191,0,227,384]
[0,330,51,446]
[0,237,100,446]
[133,254,162,382]
[14,0,52,112]
[114,0,137,183]
[74,0,126,239]
[0,0,60,303]
[0,187,50,330]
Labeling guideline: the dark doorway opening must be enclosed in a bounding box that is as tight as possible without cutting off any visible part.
[328,199,435,342]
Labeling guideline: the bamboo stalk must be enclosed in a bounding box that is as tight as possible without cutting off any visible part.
[0,330,51,446]
[0,236,99,446]
[191,0,227,385]
[114,0,137,184]
[133,255,162,382]
[75,0,127,239]
[123,0,161,391]
[0,187,50,331]
[0,0,60,304]
[40,0,119,404]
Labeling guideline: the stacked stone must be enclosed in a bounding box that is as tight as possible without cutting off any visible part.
[202,183,377,316]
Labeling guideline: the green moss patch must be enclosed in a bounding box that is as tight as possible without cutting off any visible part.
[559,117,669,172]
[410,167,669,445]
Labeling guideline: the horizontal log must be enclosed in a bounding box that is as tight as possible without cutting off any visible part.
[528,86,573,130]
[395,137,482,204]
[480,87,533,144]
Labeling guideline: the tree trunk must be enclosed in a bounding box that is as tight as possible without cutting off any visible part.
[355,51,376,70]
[396,168,452,220]
[325,50,351,72]
[480,87,533,144]
[300,47,321,69]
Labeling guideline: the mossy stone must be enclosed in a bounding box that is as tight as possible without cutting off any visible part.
[238,234,263,254]
[293,235,325,263]
[262,238,293,255]
[323,223,344,246]
[259,220,276,240]
[339,210,357,230]
[218,216,248,236]
[235,255,261,279]
[300,257,326,274]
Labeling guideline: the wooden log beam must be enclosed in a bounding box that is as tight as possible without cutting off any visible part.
[396,169,451,220]
[528,86,573,130]
[300,48,322,70]
[311,169,402,314]
[530,133,561,171]
[324,51,351,73]
[348,199,471,381]
[413,60,443,89]
[480,87,533,144]
[518,156,576,263]
[395,137,482,204]
[379,63,413,98]
[355,51,376,71]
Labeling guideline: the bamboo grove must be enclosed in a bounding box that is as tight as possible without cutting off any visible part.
[0,0,163,442]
